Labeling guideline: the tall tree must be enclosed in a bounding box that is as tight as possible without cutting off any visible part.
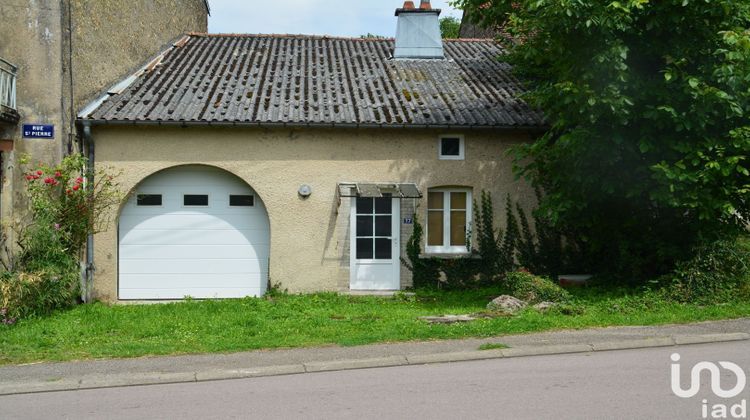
[440,16,461,39]
[455,0,750,279]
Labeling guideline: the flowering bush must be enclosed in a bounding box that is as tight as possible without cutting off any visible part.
[0,154,121,323]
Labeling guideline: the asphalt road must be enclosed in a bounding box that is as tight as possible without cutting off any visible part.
[2,341,748,420]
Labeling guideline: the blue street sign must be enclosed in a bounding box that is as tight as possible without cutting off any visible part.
[22,124,54,139]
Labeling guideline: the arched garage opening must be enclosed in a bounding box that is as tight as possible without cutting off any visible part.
[118,165,270,300]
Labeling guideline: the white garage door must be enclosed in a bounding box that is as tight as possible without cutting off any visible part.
[118,165,270,300]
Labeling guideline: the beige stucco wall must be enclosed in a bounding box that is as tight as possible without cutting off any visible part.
[91,125,536,302]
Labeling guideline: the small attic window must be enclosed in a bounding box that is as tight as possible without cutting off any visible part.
[439,135,464,160]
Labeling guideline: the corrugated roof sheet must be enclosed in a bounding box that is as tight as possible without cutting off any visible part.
[83,34,545,128]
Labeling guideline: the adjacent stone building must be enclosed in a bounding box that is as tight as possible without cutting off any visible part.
[0,0,209,250]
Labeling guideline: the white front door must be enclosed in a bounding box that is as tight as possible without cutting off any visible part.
[350,195,400,290]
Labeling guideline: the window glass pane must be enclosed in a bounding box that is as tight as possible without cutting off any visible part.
[356,197,373,214]
[375,215,391,236]
[375,238,392,259]
[427,191,443,209]
[427,210,444,246]
[450,211,467,246]
[184,194,208,206]
[229,195,254,206]
[441,138,461,156]
[356,216,373,237]
[137,194,162,206]
[356,238,373,259]
[374,197,391,214]
[450,192,467,210]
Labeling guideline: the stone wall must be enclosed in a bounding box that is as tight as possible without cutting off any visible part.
[0,0,66,230]
[68,0,208,111]
[0,0,207,254]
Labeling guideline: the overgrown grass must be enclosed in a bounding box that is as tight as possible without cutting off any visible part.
[1,287,749,365]
[478,343,509,350]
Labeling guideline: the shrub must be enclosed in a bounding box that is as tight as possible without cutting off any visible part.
[505,269,570,303]
[0,264,80,321]
[402,191,586,290]
[0,154,120,323]
[401,214,441,289]
[661,237,750,304]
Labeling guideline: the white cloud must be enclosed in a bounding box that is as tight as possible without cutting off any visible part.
[208,0,463,37]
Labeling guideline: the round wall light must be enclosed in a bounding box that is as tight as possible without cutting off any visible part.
[298,184,312,198]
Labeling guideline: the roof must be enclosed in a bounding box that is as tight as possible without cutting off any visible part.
[81,34,545,129]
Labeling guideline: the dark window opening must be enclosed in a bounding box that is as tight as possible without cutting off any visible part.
[184,194,209,206]
[137,194,162,206]
[441,138,461,156]
[230,195,254,207]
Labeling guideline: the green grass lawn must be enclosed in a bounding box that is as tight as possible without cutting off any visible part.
[1,287,749,365]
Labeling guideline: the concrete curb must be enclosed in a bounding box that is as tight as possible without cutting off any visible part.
[1,332,748,396]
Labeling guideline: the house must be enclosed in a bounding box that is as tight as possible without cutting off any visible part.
[0,0,209,256]
[78,1,545,301]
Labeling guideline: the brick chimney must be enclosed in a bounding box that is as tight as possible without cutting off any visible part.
[394,0,444,59]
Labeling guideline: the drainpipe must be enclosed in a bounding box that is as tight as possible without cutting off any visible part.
[82,122,94,303]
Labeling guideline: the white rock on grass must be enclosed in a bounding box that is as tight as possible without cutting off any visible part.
[487,295,528,314]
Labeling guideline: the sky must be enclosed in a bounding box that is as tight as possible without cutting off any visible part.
[207,0,464,37]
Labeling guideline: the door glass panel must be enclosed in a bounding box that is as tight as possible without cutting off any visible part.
[356,197,373,214]
[356,238,373,259]
[427,210,444,246]
[428,191,443,209]
[374,196,391,214]
[184,194,208,206]
[450,192,466,210]
[357,215,373,236]
[137,194,162,206]
[450,211,467,246]
[375,215,391,236]
[374,238,392,259]
[229,195,254,206]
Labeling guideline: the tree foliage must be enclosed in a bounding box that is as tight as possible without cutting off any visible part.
[440,16,461,38]
[456,0,750,279]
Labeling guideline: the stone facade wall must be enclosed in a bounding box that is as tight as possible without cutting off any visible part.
[0,0,66,232]
[0,0,207,254]
[68,0,208,111]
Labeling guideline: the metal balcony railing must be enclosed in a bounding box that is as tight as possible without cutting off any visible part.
[0,58,17,111]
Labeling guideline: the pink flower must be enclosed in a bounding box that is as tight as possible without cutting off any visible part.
[54,223,60,230]
[72,184,80,191]
[54,171,62,178]
[44,177,53,184]
[36,170,43,176]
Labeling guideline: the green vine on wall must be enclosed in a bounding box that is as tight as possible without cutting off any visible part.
[402,190,583,289]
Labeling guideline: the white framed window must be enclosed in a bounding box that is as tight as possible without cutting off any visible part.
[425,187,472,254]
[438,135,464,160]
